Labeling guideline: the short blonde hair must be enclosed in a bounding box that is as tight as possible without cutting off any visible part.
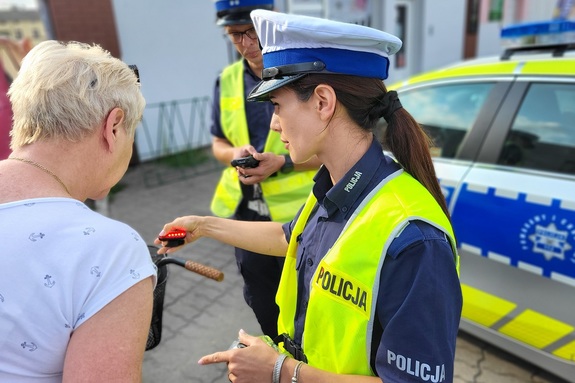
[8,40,146,149]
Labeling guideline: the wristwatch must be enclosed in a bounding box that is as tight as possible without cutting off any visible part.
[280,154,294,174]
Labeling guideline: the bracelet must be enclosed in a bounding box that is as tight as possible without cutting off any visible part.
[291,360,304,383]
[272,354,288,383]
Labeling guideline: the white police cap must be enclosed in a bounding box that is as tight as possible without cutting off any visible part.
[247,10,402,101]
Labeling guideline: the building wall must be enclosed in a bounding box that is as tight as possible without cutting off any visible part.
[0,8,46,79]
[41,0,121,58]
[112,0,225,105]
[420,0,467,74]
[111,0,228,160]
[477,0,560,58]
[0,9,45,41]
[368,0,466,85]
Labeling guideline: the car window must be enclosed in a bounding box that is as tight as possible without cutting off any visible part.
[400,83,494,158]
[497,83,575,175]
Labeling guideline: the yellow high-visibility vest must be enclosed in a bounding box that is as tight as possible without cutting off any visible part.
[210,60,316,223]
[277,169,459,374]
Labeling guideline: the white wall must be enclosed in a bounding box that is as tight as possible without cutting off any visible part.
[382,0,466,85]
[112,0,227,104]
[477,0,563,60]
[477,21,503,58]
[420,0,466,73]
[520,0,560,21]
[112,0,231,160]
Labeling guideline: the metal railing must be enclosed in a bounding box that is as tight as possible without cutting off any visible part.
[133,97,223,187]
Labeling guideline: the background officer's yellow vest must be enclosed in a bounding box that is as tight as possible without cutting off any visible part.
[277,169,459,374]
[210,61,316,223]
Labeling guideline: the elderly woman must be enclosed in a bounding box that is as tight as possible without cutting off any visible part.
[0,40,156,382]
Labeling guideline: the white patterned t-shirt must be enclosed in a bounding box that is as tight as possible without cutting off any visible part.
[0,198,157,382]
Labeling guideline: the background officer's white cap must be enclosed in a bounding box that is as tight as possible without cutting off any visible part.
[247,10,402,101]
[214,0,274,26]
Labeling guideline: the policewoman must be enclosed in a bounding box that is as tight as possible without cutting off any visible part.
[210,0,320,339]
[158,10,462,383]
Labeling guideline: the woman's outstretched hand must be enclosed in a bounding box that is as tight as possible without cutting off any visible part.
[154,215,205,254]
[198,329,279,383]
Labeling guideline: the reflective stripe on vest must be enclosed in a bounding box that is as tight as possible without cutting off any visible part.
[276,169,459,374]
[210,60,316,223]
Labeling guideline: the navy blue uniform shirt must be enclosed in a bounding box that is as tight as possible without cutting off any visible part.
[210,59,273,152]
[283,138,462,382]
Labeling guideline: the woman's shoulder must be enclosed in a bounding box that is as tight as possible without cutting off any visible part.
[388,220,451,259]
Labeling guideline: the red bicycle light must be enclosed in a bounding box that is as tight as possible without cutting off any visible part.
[158,229,187,247]
[158,229,186,240]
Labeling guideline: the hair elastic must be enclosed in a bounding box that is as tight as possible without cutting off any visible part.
[381,90,403,122]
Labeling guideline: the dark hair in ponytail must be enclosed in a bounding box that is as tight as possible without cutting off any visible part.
[285,73,451,221]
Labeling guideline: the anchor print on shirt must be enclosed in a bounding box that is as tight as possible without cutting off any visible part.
[28,232,45,242]
[21,342,37,352]
[83,227,96,235]
[90,266,102,277]
[70,313,87,329]
[44,275,55,288]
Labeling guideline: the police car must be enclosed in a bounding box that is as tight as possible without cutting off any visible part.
[390,20,575,382]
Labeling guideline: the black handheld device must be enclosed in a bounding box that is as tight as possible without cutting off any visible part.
[230,155,260,168]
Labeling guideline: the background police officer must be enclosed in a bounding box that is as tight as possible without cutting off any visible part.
[209,0,321,339]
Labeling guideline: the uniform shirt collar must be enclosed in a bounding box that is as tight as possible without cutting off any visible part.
[243,58,261,82]
[312,137,385,218]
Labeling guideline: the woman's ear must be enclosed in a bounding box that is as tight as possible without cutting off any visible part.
[313,84,336,120]
[103,107,125,151]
